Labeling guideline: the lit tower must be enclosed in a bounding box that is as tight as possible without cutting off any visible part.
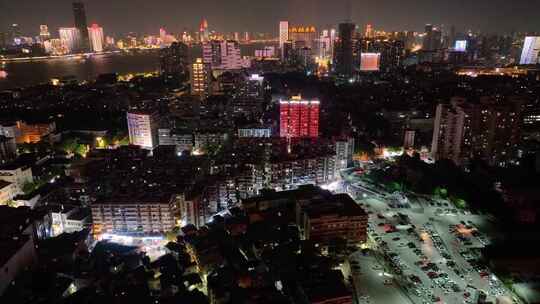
[87,24,104,52]
[279,95,319,138]
[279,21,289,58]
[59,27,81,53]
[200,18,209,42]
[365,24,373,38]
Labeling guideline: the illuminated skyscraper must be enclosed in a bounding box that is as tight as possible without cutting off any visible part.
[200,18,209,42]
[279,21,289,54]
[288,25,317,48]
[8,24,22,45]
[190,58,212,98]
[59,27,81,53]
[280,96,319,138]
[73,1,90,51]
[87,24,104,52]
[520,36,540,65]
[127,111,160,150]
[334,22,355,78]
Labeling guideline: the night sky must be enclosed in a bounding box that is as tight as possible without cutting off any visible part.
[0,0,538,36]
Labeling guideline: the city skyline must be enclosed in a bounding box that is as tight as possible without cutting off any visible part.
[1,0,539,36]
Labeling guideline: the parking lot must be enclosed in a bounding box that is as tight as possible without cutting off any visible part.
[343,169,520,304]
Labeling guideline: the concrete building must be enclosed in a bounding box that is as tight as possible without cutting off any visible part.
[160,42,189,79]
[238,126,271,138]
[0,206,50,295]
[202,40,249,70]
[0,181,17,205]
[279,96,320,138]
[334,22,355,78]
[519,36,540,65]
[91,194,177,235]
[194,132,228,152]
[72,1,90,51]
[7,120,56,144]
[127,111,160,150]
[403,129,416,149]
[335,137,355,170]
[190,57,212,98]
[0,164,33,195]
[158,129,194,154]
[87,24,104,52]
[59,27,81,53]
[0,136,17,165]
[431,97,522,166]
[279,21,289,58]
[288,25,317,49]
[296,191,368,245]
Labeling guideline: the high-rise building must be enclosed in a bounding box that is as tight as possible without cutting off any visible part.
[519,36,540,65]
[288,25,317,48]
[334,22,355,78]
[59,27,81,53]
[39,25,50,42]
[359,38,404,71]
[365,24,374,38]
[127,111,160,150]
[190,58,212,98]
[202,40,246,70]
[431,98,522,166]
[335,137,355,170]
[279,21,289,57]
[279,96,320,138]
[87,24,104,52]
[403,129,416,149]
[73,1,90,52]
[423,24,442,51]
[160,42,189,80]
[200,18,209,42]
[319,30,333,59]
[8,24,22,45]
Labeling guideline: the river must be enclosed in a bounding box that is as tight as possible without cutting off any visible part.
[0,43,274,90]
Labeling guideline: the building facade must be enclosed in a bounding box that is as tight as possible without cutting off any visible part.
[279,96,319,138]
[87,24,104,52]
[431,97,522,166]
[203,40,247,70]
[91,195,177,235]
[190,58,212,97]
[127,111,160,150]
[59,27,81,54]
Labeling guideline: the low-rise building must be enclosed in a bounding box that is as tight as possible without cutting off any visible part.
[0,181,17,205]
[297,192,368,245]
[91,194,178,235]
[0,163,33,194]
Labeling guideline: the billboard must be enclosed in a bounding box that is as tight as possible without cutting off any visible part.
[360,53,381,71]
[520,36,540,65]
[454,40,467,52]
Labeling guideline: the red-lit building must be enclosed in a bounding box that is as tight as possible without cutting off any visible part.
[279,96,319,138]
